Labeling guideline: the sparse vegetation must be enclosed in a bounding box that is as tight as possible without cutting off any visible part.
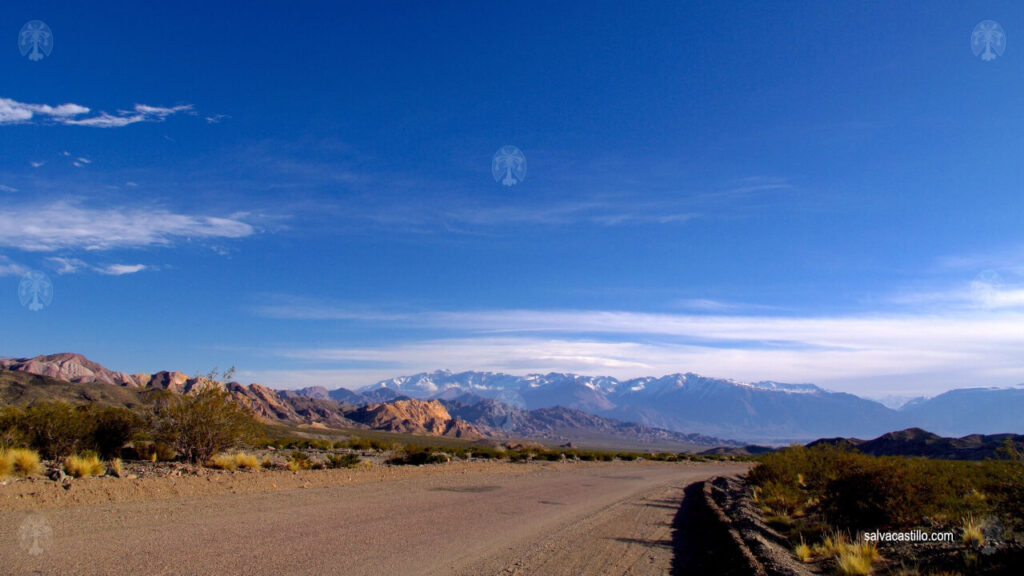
[286,450,314,471]
[109,457,124,478]
[749,445,1024,574]
[65,451,106,478]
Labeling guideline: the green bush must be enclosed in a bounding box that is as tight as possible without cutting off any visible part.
[388,448,449,466]
[326,453,362,469]
[153,386,260,463]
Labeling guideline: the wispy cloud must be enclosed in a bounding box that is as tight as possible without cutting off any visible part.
[46,257,147,276]
[255,299,1024,394]
[0,98,194,128]
[0,200,254,251]
[0,184,17,193]
[99,263,147,275]
[0,255,29,277]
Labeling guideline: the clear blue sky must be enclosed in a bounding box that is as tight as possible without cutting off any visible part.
[2,1,1023,398]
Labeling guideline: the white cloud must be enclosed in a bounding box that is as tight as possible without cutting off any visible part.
[0,184,17,193]
[30,161,45,168]
[1,98,194,128]
[0,200,255,251]
[256,302,1024,395]
[99,264,147,276]
[0,255,28,277]
[47,257,88,275]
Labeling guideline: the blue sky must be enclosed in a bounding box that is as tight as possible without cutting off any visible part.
[2,1,1023,398]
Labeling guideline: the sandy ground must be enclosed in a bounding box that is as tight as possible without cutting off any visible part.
[0,460,750,575]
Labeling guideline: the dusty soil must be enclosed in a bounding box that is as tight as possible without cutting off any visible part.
[0,460,750,575]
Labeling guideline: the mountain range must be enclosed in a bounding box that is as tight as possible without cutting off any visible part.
[0,353,731,450]
[355,370,1024,441]
[3,353,1022,444]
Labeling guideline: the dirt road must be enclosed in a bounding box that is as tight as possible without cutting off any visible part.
[0,461,749,575]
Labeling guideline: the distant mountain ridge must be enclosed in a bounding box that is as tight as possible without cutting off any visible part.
[358,369,1024,441]
[0,353,732,448]
[5,353,1023,443]
[808,428,1024,461]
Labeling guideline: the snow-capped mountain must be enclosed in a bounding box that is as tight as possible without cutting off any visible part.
[359,370,905,441]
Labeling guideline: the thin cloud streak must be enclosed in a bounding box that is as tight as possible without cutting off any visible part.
[0,200,254,251]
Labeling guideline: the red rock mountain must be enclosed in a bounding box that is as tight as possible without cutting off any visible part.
[347,399,482,439]
[0,353,478,438]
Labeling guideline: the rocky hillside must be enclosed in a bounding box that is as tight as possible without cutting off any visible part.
[440,396,736,449]
[808,428,1024,460]
[346,399,481,439]
[0,353,479,439]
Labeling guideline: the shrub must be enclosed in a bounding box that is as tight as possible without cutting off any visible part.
[835,542,878,576]
[90,407,143,459]
[0,406,27,450]
[132,441,176,462]
[153,384,261,463]
[22,401,96,458]
[109,458,124,478]
[8,448,42,476]
[286,451,314,471]
[388,448,449,466]
[326,453,361,469]
[65,451,106,478]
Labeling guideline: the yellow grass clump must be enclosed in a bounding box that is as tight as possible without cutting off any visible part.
[109,458,124,478]
[65,452,106,478]
[7,448,42,476]
[835,541,880,576]
[210,452,261,471]
[794,540,812,563]
[0,450,12,477]
[962,515,984,549]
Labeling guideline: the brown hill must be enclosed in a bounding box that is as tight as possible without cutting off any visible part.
[1,353,139,388]
[0,353,482,438]
[347,399,482,439]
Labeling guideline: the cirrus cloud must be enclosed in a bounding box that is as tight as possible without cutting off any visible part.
[0,200,254,252]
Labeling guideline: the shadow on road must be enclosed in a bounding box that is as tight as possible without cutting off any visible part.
[671,482,753,576]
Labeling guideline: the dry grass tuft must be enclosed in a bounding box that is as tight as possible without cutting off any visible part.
[794,540,813,563]
[835,540,880,575]
[8,448,42,476]
[65,452,106,478]
[0,450,12,478]
[108,458,124,478]
[962,515,984,549]
[210,452,261,471]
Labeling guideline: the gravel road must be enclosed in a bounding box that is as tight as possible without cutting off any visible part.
[0,461,749,575]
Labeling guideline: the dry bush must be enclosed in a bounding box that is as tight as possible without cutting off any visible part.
[108,458,124,478]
